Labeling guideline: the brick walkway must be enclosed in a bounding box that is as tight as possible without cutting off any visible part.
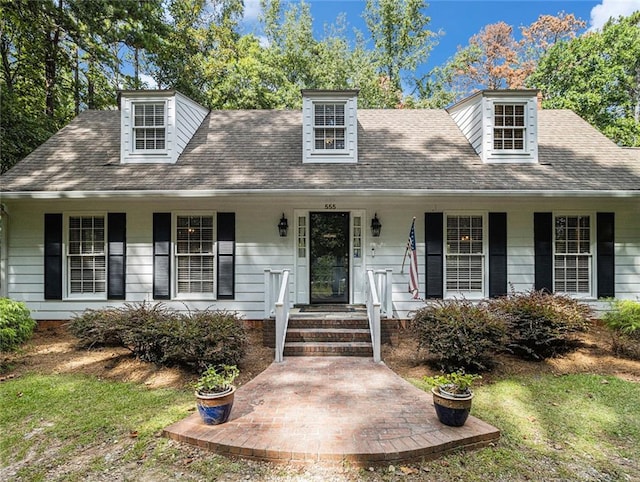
[163,357,500,466]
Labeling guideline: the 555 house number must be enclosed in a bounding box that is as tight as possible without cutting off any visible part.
[324,204,337,210]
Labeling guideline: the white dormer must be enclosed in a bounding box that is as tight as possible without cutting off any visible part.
[448,90,539,164]
[301,90,358,163]
[119,90,209,164]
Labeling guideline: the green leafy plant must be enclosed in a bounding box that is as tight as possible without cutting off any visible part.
[602,299,640,360]
[0,298,36,352]
[194,365,239,395]
[488,290,591,360]
[411,299,506,372]
[423,371,482,395]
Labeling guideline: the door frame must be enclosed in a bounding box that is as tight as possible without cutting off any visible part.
[294,209,367,305]
[309,211,350,304]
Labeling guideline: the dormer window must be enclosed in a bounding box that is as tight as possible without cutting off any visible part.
[133,103,166,151]
[302,90,358,163]
[314,103,346,150]
[119,90,208,164]
[447,90,538,164]
[493,103,525,150]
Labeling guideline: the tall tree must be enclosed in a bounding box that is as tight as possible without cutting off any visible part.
[421,12,586,106]
[363,0,437,105]
[0,0,165,172]
[530,12,640,146]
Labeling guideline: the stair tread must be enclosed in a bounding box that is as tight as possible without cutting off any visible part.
[287,327,370,333]
[285,341,372,347]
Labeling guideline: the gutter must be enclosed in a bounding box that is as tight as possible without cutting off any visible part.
[2,189,640,199]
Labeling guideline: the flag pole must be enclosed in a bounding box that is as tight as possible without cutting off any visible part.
[401,217,416,273]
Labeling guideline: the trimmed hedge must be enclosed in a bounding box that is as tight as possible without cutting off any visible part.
[488,290,591,360]
[411,299,506,372]
[69,302,247,372]
[0,298,37,352]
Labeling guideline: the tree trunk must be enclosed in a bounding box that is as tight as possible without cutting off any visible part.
[44,0,63,118]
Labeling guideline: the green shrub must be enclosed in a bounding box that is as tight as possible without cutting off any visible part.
[0,298,36,351]
[602,299,640,360]
[411,299,506,372]
[69,302,247,372]
[489,290,591,361]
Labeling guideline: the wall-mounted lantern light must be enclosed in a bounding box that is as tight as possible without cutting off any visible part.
[278,213,289,237]
[371,213,382,237]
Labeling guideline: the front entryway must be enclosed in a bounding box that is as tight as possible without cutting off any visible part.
[309,212,349,304]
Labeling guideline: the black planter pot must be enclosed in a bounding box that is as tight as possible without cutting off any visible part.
[431,387,473,427]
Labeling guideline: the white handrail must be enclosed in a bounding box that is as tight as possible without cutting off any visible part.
[264,269,286,318]
[274,270,290,363]
[365,270,382,363]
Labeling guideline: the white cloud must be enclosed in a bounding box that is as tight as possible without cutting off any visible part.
[590,0,640,30]
[244,0,262,23]
[258,35,270,48]
[139,73,159,90]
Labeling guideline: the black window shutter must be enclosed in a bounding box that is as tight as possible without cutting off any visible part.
[489,212,508,298]
[217,213,235,299]
[597,212,615,298]
[534,212,553,292]
[425,212,443,299]
[107,213,126,300]
[44,213,63,300]
[153,213,171,300]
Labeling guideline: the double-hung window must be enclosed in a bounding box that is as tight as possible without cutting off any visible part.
[314,103,345,150]
[494,103,525,150]
[68,216,106,295]
[176,215,214,294]
[554,215,591,294]
[133,103,166,151]
[446,215,484,293]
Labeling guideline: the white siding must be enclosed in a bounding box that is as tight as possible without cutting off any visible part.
[5,196,640,321]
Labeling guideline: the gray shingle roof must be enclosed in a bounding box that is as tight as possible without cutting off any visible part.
[2,108,639,194]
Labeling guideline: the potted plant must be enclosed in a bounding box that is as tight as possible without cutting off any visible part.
[423,372,481,427]
[194,364,239,425]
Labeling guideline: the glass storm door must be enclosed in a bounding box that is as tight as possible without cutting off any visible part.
[310,212,350,304]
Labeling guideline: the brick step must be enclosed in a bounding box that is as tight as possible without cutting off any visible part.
[283,342,373,357]
[286,328,371,343]
[287,318,369,330]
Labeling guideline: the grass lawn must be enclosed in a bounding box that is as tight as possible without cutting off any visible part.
[1,370,639,481]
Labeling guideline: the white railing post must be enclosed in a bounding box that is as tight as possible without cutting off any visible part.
[366,270,382,363]
[264,269,272,318]
[274,270,290,363]
[385,268,393,317]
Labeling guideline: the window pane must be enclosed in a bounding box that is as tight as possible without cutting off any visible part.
[176,216,215,294]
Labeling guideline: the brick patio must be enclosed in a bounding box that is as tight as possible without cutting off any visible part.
[163,357,500,466]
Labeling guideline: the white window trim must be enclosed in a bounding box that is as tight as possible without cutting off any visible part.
[312,102,348,154]
[132,101,168,155]
[443,212,488,300]
[64,212,108,301]
[302,92,358,164]
[172,212,217,301]
[482,95,538,164]
[492,102,527,154]
[552,212,596,299]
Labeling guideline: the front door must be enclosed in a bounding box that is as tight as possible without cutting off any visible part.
[310,212,350,304]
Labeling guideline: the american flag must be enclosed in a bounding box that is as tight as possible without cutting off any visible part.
[407,218,419,299]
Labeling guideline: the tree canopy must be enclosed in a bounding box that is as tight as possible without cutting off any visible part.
[1,1,638,173]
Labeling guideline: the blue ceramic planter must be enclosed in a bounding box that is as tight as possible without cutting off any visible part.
[431,387,473,427]
[196,386,236,425]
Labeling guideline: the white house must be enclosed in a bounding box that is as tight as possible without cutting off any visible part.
[1,89,639,324]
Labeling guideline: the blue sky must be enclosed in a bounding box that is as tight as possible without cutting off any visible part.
[241,0,640,73]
